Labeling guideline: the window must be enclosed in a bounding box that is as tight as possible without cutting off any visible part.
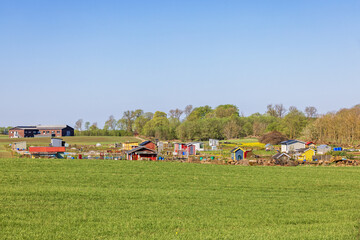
[52,131,54,133]
[46,131,49,133]
[57,131,60,133]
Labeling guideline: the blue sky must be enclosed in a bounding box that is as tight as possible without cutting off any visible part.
[1,0,359,127]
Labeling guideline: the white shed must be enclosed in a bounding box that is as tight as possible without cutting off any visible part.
[280,140,306,153]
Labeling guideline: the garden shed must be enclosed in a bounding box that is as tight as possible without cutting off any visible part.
[231,147,251,161]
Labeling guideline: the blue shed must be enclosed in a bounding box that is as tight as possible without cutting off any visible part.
[231,147,250,161]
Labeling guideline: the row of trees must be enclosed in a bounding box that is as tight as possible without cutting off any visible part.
[74,104,360,145]
[303,105,360,145]
[73,104,322,141]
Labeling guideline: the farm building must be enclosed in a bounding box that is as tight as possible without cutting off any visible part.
[37,125,74,137]
[9,126,39,138]
[122,142,139,151]
[139,141,156,150]
[9,125,74,138]
[317,145,331,155]
[280,140,306,153]
[295,148,315,161]
[231,147,251,161]
[29,146,66,158]
[126,146,157,160]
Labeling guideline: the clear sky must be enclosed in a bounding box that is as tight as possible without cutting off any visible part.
[1,0,359,127]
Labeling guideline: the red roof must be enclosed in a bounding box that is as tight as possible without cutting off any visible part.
[306,141,314,145]
[29,147,66,153]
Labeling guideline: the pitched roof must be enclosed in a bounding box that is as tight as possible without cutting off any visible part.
[317,144,330,149]
[280,140,306,145]
[10,126,37,130]
[230,147,246,153]
[36,125,71,130]
[139,140,152,146]
[273,153,291,159]
[295,148,314,154]
[127,146,157,154]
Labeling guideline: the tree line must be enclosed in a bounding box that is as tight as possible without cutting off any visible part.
[73,103,328,142]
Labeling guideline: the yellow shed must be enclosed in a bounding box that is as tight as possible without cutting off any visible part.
[297,149,315,161]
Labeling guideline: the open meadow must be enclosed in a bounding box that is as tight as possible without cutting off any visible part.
[1,158,360,239]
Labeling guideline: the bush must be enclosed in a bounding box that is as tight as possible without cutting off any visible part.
[259,131,288,145]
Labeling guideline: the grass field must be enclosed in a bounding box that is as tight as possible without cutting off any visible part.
[0,136,141,146]
[1,158,359,239]
[221,138,259,143]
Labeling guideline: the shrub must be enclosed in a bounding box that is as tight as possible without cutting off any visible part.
[259,131,288,145]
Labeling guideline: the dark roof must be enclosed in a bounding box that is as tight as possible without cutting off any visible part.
[37,125,73,130]
[295,148,313,153]
[127,146,156,154]
[10,126,37,130]
[280,140,306,145]
[139,141,152,146]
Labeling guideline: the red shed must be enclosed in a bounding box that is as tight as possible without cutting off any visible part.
[126,146,157,161]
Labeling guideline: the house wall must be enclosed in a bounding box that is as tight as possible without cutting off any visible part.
[282,142,305,153]
[123,142,138,151]
[12,141,27,150]
[317,147,331,155]
[188,145,196,155]
[62,126,74,136]
[232,149,244,160]
[9,129,24,138]
[38,129,62,137]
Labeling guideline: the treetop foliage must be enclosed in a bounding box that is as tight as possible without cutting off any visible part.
[73,104,360,144]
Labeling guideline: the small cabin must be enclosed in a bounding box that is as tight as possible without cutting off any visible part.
[280,140,306,153]
[296,148,315,161]
[51,138,65,147]
[317,145,331,155]
[12,141,27,151]
[231,147,251,161]
[189,142,204,152]
[126,146,157,161]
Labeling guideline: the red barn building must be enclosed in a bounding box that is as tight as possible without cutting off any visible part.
[9,125,74,138]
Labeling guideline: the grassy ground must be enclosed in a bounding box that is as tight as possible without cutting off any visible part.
[0,136,141,158]
[1,158,359,239]
[0,136,140,146]
[253,149,278,156]
[221,138,259,143]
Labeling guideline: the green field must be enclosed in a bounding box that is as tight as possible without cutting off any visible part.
[221,138,259,143]
[1,158,359,239]
[0,136,141,146]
